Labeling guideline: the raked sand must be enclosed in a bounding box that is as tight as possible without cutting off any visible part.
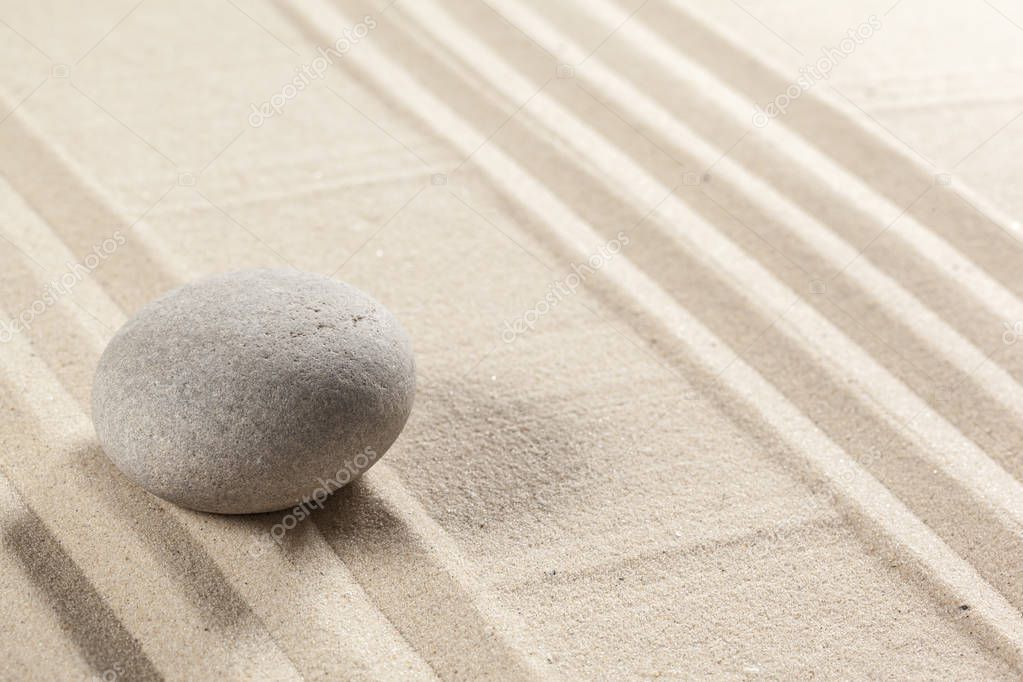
[1,0,1023,679]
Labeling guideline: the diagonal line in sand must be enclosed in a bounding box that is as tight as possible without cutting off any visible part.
[572,296,693,387]
[821,294,936,384]
[580,0,651,64]
[698,187,813,279]
[0,329,304,679]
[950,189,1023,249]
[408,0,1023,481]
[0,177,172,339]
[827,184,932,281]
[294,0,1023,663]
[828,85,936,167]
[475,0,559,62]
[451,76,554,176]
[537,0,1023,415]
[575,0,1023,464]
[573,80,688,169]
[712,295,801,382]
[655,0,1023,309]
[0,100,438,677]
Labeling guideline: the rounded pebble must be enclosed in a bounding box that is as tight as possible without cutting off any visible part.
[92,269,415,514]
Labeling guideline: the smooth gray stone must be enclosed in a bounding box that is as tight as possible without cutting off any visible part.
[92,269,415,514]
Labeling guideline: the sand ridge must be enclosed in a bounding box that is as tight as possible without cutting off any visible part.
[1,0,1022,678]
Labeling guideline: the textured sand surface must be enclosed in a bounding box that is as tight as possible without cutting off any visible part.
[1,0,1022,679]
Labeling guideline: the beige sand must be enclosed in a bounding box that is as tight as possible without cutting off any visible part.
[1,0,1022,679]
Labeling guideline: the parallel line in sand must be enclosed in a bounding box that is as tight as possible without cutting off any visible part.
[389,0,1023,620]
[0,230,438,682]
[253,13,560,682]
[0,217,436,682]
[590,0,1023,470]
[0,196,437,681]
[0,474,102,680]
[0,96,438,682]
[285,0,1023,666]
[398,0,1023,576]
[318,466,555,681]
[472,0,1023,603]
[0,87,546,681]
[0,327,301,681]
[659,0,1023,299]
[0,484,163,681]
[0,94,184,313]
[488,0,1023,444]
[634,0,1023,331]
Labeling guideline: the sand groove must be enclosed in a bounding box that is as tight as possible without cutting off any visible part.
[0,473,135,680]
[611,0,1023,386]
[0,326,302,680]
[0,78,546,679]
[654,0,1023,300]
[0,97,441,681]
[278,0,1023,668]
[2,0,1022,677]
[485,0,1023,479]
[359,0,1023,622]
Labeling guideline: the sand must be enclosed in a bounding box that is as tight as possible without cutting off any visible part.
[1,0,1022,679]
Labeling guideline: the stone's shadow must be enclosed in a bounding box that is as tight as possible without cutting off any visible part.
[3,507,161,681]
[252,380,600,677]
[313,478,405,550]
[382,378,598,528]
[253,477,398,559]
[290,376,600,544]
[239,490,326,558]
[300,476,543,679]
[69,443,265,632]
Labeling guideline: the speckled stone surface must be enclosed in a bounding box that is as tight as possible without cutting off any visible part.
[92,269,415,514]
